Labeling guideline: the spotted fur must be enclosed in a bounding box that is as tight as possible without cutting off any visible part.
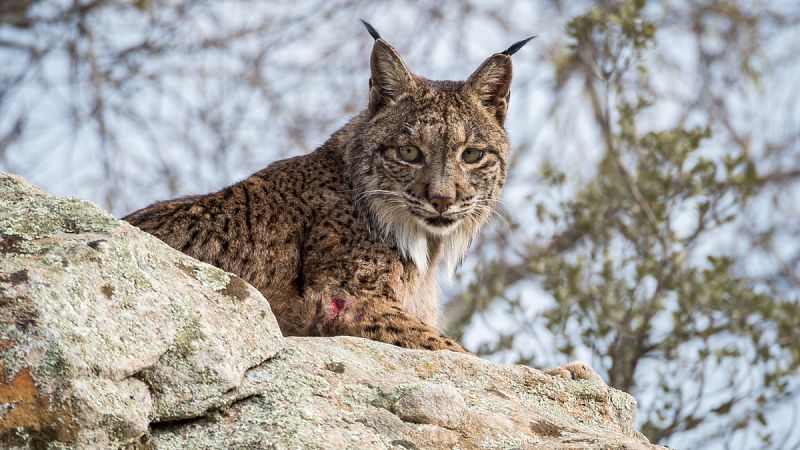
[125,25,529,352]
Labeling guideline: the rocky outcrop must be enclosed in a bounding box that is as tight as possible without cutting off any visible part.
[0,174,282,448]
[0,173,660,449]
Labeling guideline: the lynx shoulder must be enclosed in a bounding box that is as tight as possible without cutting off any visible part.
[125,23,531,352]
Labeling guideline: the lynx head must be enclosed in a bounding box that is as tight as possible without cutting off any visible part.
[347,21,532,274]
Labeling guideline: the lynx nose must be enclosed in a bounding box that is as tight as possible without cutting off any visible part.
[428,195,455,213]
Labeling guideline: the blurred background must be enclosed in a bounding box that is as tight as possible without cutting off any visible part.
[1,0,798,448]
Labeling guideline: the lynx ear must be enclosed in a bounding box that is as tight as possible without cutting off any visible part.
[464,36,534,125]
[464,55,513,124]
[362,21,416,113]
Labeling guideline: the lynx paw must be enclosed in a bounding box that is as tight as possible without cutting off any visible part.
[544,360,603,382]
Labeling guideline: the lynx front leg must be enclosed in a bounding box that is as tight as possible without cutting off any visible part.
[309,291,464,352]
[353,302,465,352]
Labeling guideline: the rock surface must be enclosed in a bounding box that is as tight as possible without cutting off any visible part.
[0,174,282,447]
[0,173,662,449]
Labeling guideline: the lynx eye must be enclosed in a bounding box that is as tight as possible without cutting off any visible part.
[396,145,422,163]
[462,148,485,164]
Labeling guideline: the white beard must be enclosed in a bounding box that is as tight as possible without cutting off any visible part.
[371,201,486,276]
[439,223,481,276]
[388,216,431,272]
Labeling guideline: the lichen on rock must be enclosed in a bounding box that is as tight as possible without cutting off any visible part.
[0,187,119,240]
[191,264,231,292]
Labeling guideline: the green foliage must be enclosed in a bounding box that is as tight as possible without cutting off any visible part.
[457,1,800,447]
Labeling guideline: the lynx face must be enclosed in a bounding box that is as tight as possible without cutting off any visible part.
[363,85,509,238]
[347,30,522,274]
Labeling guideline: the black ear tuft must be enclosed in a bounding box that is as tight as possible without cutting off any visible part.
[501,36,536,56]
[361,20,382,41]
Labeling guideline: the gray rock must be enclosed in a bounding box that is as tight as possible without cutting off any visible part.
[392,382,467,429]
[0,174,282,448]
[0,173,663,449]
[149,337,660,449]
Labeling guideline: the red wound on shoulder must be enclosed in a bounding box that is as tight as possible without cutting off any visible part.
[331,297,349,316]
